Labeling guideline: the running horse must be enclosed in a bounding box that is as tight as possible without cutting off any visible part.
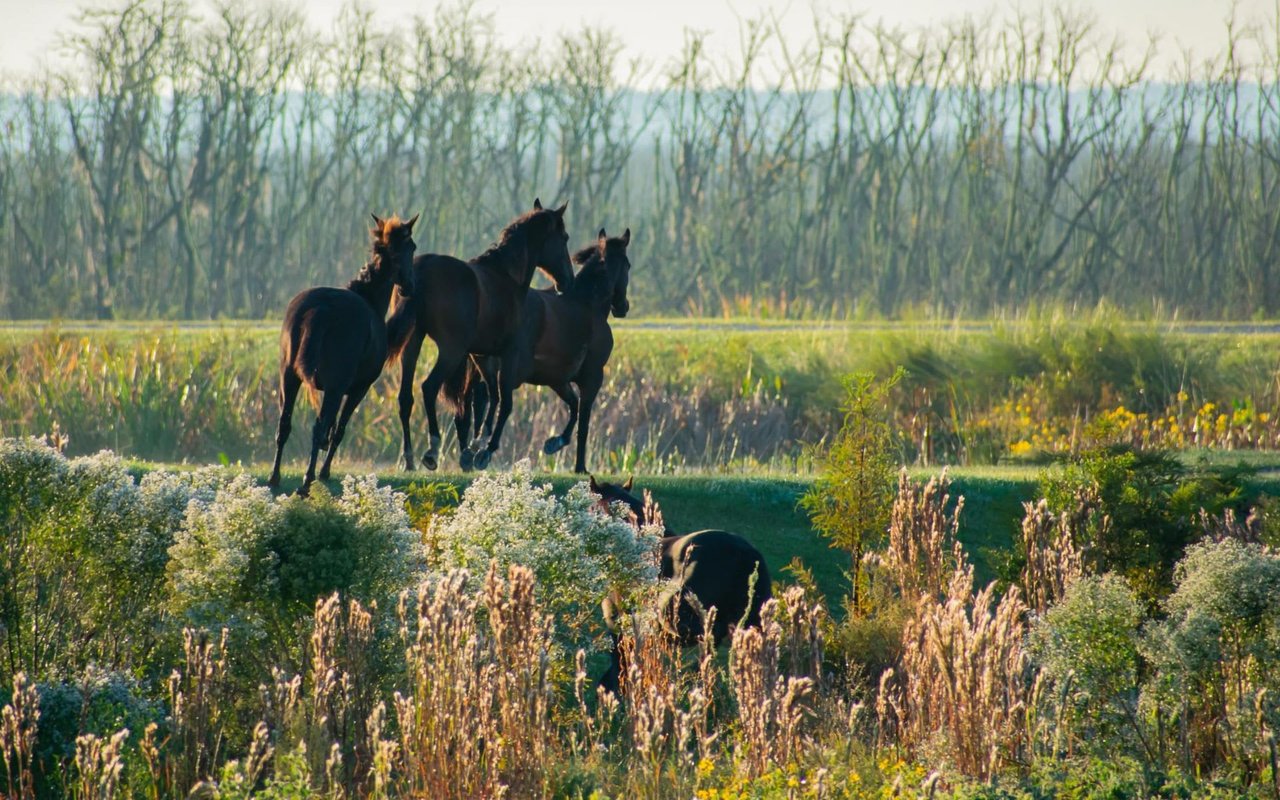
[448,228,632,473]
[385,200,574,471]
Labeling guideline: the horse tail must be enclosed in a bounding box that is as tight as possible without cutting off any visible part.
[295,325,326,412]
[384,292,417,367]
[440,358,475,415]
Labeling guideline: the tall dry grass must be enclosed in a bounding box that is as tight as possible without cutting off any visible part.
[393,564,554,799]
[878,473,1032,781]
[882,470,963,602]
[1019,499,1087,615]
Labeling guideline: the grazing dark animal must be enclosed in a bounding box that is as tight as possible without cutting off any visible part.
[448,228,632,473]
[590,476,773,694]
[268,213,418,494]
[385,200,575,471]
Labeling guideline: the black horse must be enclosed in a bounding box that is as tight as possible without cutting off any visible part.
[269,214,417,494]
[385,200,575,472]
[448,228,632,473]
[590,476,773,694]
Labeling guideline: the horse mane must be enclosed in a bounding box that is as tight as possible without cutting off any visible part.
[385,291,416,366]
[472,208,550,266]
[349,215,406,290]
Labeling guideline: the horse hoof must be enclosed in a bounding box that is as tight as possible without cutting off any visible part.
[473,450,493,470]
[267,474,281,488]
[459,449,474,471]
[543,436,566,455]
[296,483,312,498]
[423,453,439,471]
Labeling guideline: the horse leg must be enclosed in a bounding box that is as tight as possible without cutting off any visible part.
[268,369,301,488]
[473,353,518,471]
[455,380,475,471]
[420,347,466,471]
[318,379,372,480]
[302,389,344,495]
[473,360,496,450]
[543,382,580,455]
[573,374,603,474]
[397,331,425,471]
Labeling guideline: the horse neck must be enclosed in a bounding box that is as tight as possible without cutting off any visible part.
[347,257,397,319]
[478,234,538,290]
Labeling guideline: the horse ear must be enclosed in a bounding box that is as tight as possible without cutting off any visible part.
[589,475,601,493]
[623,476,634,492]
[371,213,384,228]
[533,197,543,210]
[598,228,607,241]
[405,213,419,231]
[370,214,384,237]
[554,202,568,217]
[621,228,631,246]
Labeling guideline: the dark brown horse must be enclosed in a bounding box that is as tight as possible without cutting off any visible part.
[589,477,773,694]
[448,228,632,473]
[268,213,418,493]
[386,200,574,471]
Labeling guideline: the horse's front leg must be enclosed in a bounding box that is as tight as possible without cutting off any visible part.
[543,382,580,456]
[573,371,604,474]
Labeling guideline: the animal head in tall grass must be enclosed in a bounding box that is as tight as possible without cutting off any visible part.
[368,213,418,296]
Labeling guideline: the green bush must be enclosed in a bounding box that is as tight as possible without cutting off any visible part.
[1030,574,1144,753]
[1140,539,1280,782]
[426,463,660,654]
[0,438,233,684]
[1040,446,1246,606]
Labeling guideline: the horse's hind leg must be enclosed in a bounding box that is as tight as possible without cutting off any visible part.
[421,346,466,471]
[474,351,519,471]
[318,379,373,480]
[397,331,426,471]
[455,388,475,471]
[543,382,580,456]
[302,389,344,495]
[268,369,302,488]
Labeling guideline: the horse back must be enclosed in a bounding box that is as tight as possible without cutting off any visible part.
[281,287,381,389]
[662,529,773,642]
[413,252,526,354]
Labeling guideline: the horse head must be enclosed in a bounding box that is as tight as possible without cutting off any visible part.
[369,212,418,297]
[529,197,575,292]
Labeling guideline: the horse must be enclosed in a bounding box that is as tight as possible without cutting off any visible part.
[446,228,632,473]
[268,213,418,494]
[385,199,575,472]
[589,476,773,694]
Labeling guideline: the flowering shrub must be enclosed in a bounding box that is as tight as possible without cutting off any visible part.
[426,462,660,649]
[0,437,236,683]
[167,474,422,673]
[1029,574,1143,752]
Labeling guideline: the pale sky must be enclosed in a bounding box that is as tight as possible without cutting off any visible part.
[0,0,1275,82]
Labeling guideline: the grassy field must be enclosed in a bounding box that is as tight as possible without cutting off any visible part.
[9,313,1280,475]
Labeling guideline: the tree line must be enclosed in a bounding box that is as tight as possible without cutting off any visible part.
[2,0,1279,319]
